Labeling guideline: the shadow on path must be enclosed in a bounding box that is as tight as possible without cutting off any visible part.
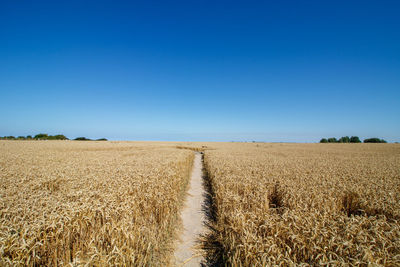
[199,153,225,267]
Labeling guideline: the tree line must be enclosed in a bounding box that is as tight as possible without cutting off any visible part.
[0,133,107,141]
[320,136,387,143]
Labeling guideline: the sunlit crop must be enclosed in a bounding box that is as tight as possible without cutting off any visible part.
[2,141,399,266]
[0,141,193,266]
[202,143,400,266]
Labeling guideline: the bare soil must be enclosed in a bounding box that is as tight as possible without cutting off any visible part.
[174,152,206,266]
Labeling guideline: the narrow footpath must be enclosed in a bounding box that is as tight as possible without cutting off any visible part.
[174,152,206,266]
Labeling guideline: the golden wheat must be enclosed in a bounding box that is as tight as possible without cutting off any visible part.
[202,143,400,266]
[0,141,193,266]
[2,141,399,266]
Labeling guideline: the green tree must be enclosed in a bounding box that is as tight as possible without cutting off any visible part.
[349,136,361,143]
[46,134,68,140]
[364,138,387,143]
[320,138,328,143]
[338,136,350,143]
[54,134,68,140]
[327,137,338,143]
[34,133,48,140]
[74,137,91,141]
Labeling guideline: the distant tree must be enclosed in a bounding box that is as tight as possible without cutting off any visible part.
[74,137,91,141]
[96,138,108,141]
[338,136,350,143]
[349,136,361,143]
[1,133,70,140]
[320,138,328,143]
[364,138,387,143]
[47,134,68,140]
[54,134,68,140]
[327,137,338,143]
[33,133,69,140]
[34,133,48,140]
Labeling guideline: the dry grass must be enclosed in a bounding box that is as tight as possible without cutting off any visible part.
[201,143,400,266]
[0,141,194,266]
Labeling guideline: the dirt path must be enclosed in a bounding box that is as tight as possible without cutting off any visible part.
[174,152,205,266]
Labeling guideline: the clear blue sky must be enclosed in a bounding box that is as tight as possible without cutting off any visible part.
[1,1,399,142]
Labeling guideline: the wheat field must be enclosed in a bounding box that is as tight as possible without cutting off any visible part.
[0,141,193,266]
[201,143,400,266]
[1,141,399,266]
